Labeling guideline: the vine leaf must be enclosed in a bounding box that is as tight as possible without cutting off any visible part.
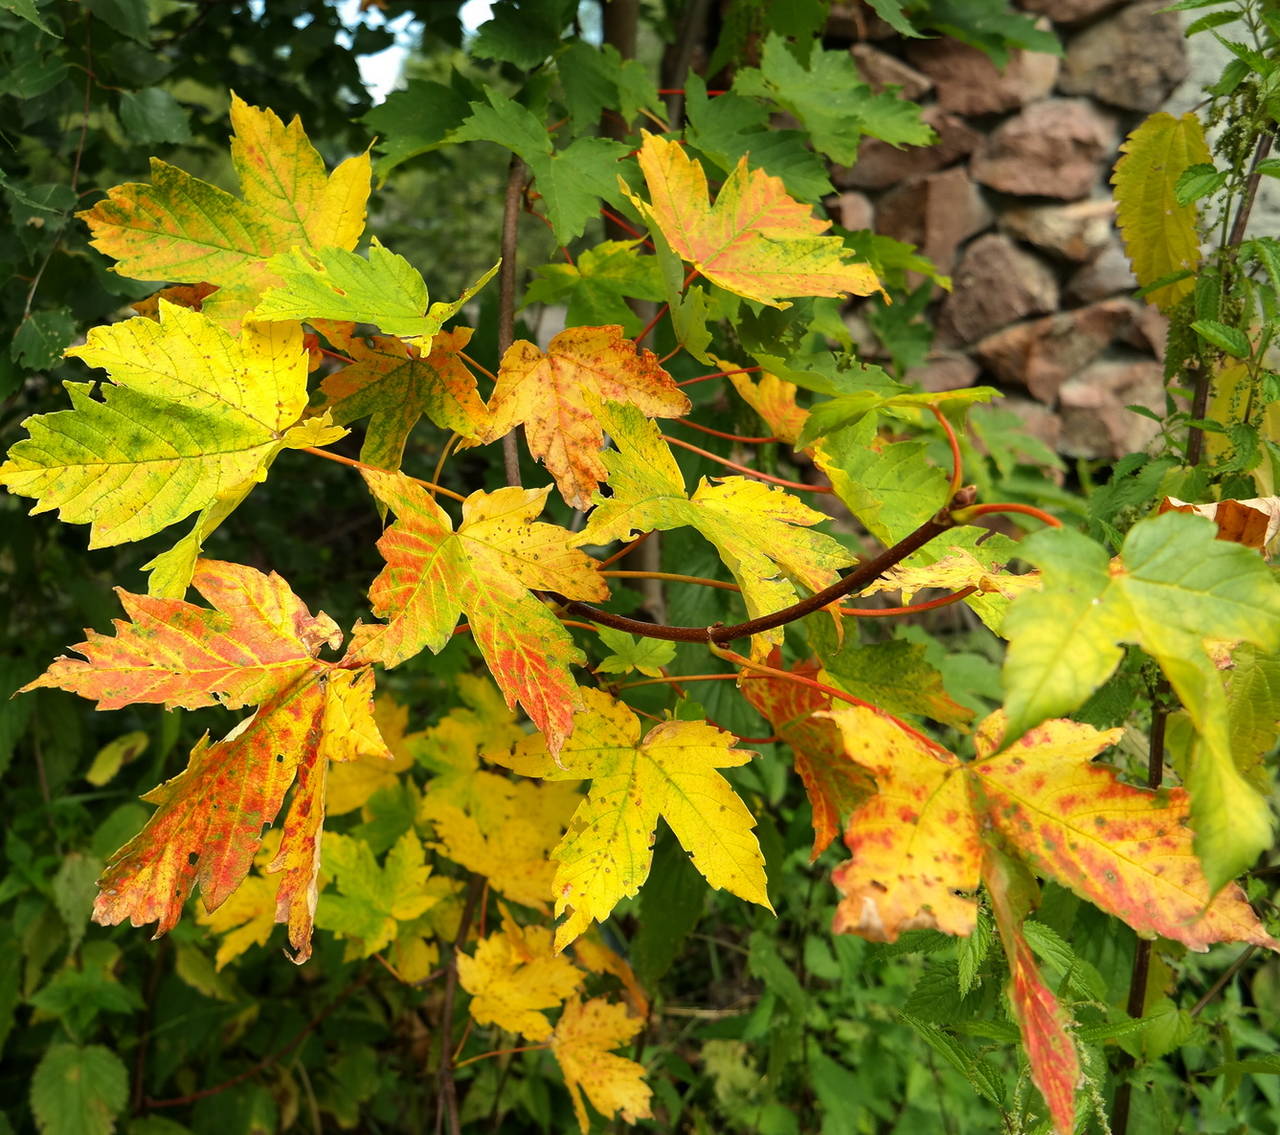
[1113,111,1211,310]
[78,93,370,327]
[823,705,1278,1130]
[739,659,876,860]
[624,130,882,307]
[349,469,609,754]
[248,240,498,354]
[574,400,853,659]
[318,326,491,472]
[0,302,344,552]
[1001,513,1280,888]
[551,997,653,1133]
[495,687,771,952]
[483,325,690,509]
[25,560,389,964]
[457,919,583,1040]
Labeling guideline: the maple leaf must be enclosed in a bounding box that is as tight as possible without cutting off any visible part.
[497,687,771,951]
[551,997,653,1133]
[593,625,677,679]
[318,326,490,472]
[456,918,583,1041]
[249,240,498,354]
[482,325,690,509]
[78,94,370,327]
[1160,495,1280,553]
[739,660,876,861]
[196,830,285,970]
[623,130,881,307]
[326,695,419,816]
[349,469,609,754]
[1,302,344,553]
[1001,512,1280,888]
[25,559,390,964]
[726,367,809,447]
[574,401,852,659]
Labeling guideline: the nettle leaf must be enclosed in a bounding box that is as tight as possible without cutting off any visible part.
[1002,513,1280,887]
[734,33,934,165]
[483,325,690,509]
[24,560,389,963]
[821,706,1278,1132]
[624,131,882,308]
[249,241,498,354]
[575,401,853,659]
[1,302,344,551]
[1114,112,1211,311]
[349,469,609,754]
[79,94,370,327]
[497,688,771,952]
[318,326,491,472]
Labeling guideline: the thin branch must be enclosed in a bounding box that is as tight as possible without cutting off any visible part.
[669,419,780,444]
[950,501,1062,528]
[602,569,741,592]
[1189,945,1259,1017]
[838,587,978,618]
[435,876,485,1135]
[498,156,526,489]
[301,447,466,503]
[561,487,973,644]
[663,434,832,493]
[635,303,669,344]
[454,1043,550,1071]
[676,365,761,388]
[929,405,965,498]
[1228,132,1274,247]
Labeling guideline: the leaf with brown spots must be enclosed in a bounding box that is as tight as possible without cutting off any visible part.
[738,658,875,861]
[483,324,690,509]
[27,560,390,964]
[347,468,609,755]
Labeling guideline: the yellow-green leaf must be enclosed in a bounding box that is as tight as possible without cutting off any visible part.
[1113,111,1211,310]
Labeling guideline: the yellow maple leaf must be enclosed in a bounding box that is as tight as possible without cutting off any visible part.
[456,919,582,1041]
[858,547,1039,605]
[551,997,653,1133]
[623,130,880,308]
[498,687,770,951]
[79,94,370,328]
[326,695,420,816]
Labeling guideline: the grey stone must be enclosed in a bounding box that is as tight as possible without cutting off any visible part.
[905,352,979,393]
[1058,359,1166,457]
[1065,240,1138,303]
[875,166,993,278]
[850,44,933,99]
[1059,0,1189,113]
[1017,0,1125,22]
[905,37,1059,115]
[1000,199,1116,262]
[937,233,1059,344]
[835,106,981,190]
[833,190,874,232]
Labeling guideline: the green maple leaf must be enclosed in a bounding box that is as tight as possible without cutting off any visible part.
[1002,513,1280,888]
[574,400,853,659]
[733,34,935,166]
[450,90,629,244]
[594,626,677,678]
[1,302,344,551]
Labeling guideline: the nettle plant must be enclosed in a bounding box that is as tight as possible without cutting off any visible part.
[6,8,1280,1133]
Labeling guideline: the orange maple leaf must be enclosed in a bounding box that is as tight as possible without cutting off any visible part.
[483,325,690,509]
[551,997,653,1133]
[349,469,609,754]
[25,560,386,964]
[624,131,881,308]
[739,661,875,861]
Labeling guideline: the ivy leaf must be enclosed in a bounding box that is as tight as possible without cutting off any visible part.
[594,625,676,678]
[25,559,389,964]
[457,918,583,1040]
[350,470,609,754]
[575,401,853,659]
[78,94,370,327]
[1113,112,1211,311]
[451,90,629,244]
[551,997,653,1133]
[1,302,344,552]
[739,659,876,860]
[624,130,882,308]
[496,688,770,952]
[318,326,491,472]
[483,325,690,509]
[734,34,934,165]
[1001,513,1280,887]
[249,241,498,354]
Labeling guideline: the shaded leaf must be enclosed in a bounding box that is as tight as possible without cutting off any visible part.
[552,997,653,1133]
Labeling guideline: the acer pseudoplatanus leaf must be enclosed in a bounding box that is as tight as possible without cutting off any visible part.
[25,560,389,963]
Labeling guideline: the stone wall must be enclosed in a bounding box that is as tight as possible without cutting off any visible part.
[832,1,1194,460]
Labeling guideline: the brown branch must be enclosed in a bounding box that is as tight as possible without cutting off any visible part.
[434,876,485,1135]
[498,155,526,489]
[561,487,974,643]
